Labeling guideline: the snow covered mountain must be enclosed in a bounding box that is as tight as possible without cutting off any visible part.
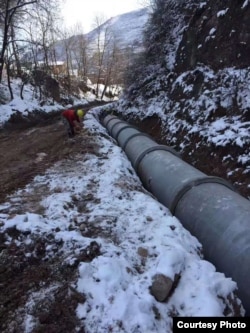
[28,7,150,64]
[49,7,150,63]
[85,7,151,52]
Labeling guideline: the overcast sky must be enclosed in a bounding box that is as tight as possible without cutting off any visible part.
[61,0,143,33]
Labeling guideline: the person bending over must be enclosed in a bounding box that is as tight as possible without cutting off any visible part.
[62,108,85,138]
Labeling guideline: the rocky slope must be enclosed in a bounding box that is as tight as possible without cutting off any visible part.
[112,0,250,199]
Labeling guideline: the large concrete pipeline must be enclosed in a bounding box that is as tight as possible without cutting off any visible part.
[102,114,250,315]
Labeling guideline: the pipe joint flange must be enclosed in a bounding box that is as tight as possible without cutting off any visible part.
[102,115,118,127]
[122,132,152,150]
[134,145,181,172]
[110,120,128,136]
[115,125,137,141]
[170,176,236,215]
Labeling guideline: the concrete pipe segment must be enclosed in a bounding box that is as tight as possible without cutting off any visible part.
[102,114,250,315]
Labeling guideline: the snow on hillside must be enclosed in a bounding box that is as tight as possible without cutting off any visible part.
[113,0,250,199]
[86,7,151,52]
[30,7,150,64]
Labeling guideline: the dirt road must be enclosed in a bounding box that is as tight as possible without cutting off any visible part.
[0,103,106,204]
[0,103,107,333]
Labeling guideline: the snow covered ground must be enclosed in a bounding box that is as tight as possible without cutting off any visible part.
[0,80,246,331]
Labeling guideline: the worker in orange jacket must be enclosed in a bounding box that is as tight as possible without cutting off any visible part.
[62,108,85,138]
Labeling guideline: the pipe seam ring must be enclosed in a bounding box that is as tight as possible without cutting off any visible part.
[122,132,152,151]
[170,176,236,215]
[110,121,128,136]
[134,145,181,172]
[115,125,137,141]
[102,115,118,127]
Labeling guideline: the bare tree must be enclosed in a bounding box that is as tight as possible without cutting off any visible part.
[57,27,76,96]
[24,0,60,69]
[11,0,61,100]
[69,23,88,79]
[100,40,120,100]
[91,14,114,98]
[0,0,38,82]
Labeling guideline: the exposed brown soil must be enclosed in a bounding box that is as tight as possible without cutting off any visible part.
[0,102,106,333]
[0,106,248,332]
[1,108,248,206]
[0,102,106,204]
[128,116,250,200]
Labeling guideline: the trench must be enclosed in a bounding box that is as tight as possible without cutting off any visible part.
[101,114,250,316]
